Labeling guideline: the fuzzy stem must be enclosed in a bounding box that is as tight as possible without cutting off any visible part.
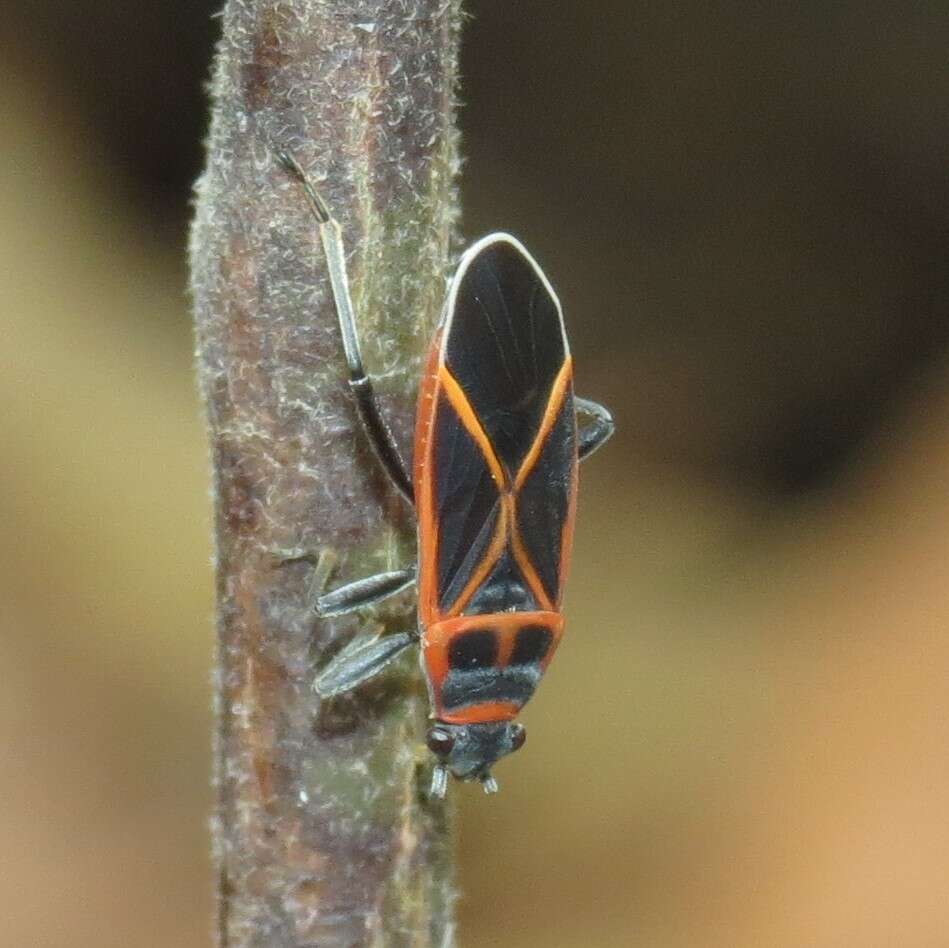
[189,2,461,945]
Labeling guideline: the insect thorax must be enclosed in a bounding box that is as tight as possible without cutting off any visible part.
[421,611,564,725]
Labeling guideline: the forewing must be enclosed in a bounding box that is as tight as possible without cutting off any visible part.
[432,394,502,613]
[443,237,567,475]
[515,383,578,607]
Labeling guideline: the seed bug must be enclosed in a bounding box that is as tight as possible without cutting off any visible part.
[278,151,614,797]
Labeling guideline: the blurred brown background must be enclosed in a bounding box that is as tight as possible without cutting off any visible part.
[3,3,948,946]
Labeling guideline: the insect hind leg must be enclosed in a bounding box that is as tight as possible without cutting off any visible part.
[276,149,414,503]
[576,396,615,460]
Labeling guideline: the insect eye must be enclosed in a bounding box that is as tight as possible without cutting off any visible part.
[426,728,455,756]
[510,724,526,752]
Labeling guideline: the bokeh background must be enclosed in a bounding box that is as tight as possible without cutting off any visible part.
[3,3,949,945]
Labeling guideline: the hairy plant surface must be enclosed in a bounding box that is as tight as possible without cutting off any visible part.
[190,2,462,944]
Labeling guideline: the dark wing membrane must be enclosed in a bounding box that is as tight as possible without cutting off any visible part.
[515,386,577,606]
[433,395,502,612]
[463,547,538,615]
[444,239,567,474]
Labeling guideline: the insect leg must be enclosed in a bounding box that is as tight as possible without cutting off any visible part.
[314,630,418,698]
[276,150,414,504]
[315,565,417,617]
[576,396,615,461]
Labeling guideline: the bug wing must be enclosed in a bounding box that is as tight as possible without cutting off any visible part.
[421,235,577,615]
[428,391,504,613]
[442,236,570,473]
[513,379,577,608]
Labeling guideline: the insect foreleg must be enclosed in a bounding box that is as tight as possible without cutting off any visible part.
[576,396,615,460]
[314,630,418,698]
[314,566,417,617]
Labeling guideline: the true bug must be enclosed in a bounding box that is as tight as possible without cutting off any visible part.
[278,151,614,797]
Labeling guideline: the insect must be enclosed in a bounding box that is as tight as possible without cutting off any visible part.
[278,151,614,797]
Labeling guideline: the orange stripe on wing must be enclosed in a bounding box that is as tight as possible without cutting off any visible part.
[510,514,555,611]
[434,365,510,617]
[556,452,579,604]
[446,499,509,617]
[414,331,444,625]
[514,357,573,490]
[507,357,573,609]
[438,366,507,488]
[433,361,576,617]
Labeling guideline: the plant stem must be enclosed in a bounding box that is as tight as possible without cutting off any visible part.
[190,2,461,944]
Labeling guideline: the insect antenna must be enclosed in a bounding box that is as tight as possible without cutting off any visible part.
[430,765,449,799]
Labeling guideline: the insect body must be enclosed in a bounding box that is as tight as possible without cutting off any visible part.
[278,151,614,797]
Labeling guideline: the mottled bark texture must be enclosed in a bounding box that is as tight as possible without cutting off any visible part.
[190,2,461,945]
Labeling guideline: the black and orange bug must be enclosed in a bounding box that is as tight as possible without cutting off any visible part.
[278,151,614,797]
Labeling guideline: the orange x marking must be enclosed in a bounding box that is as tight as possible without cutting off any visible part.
[438,358,574,615]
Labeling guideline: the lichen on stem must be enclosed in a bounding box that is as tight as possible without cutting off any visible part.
[189,2,462,945]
